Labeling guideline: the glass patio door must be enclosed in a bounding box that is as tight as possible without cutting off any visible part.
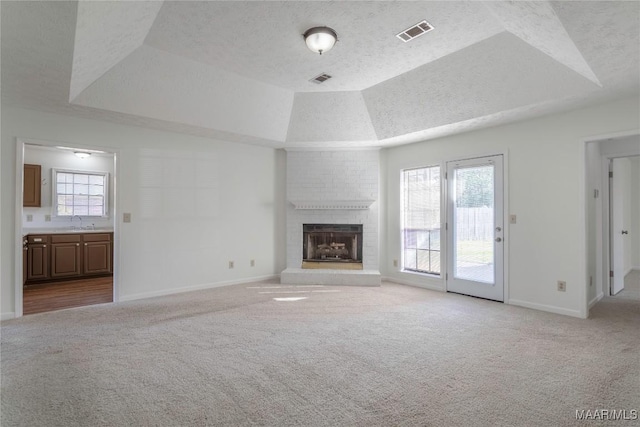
[446,155,504,301]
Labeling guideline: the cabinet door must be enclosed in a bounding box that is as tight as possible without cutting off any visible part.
[27,244,49,281]
[50,243,82,278]
[23,164,41,207]
[83,241,112,275]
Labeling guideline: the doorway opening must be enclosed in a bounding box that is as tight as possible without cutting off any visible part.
[585,133,640,312]
[446,154,505,302]
[609,155,640,300]
[17,141,118,316]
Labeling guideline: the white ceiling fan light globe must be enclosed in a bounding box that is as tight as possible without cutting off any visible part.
[303,27,337,55]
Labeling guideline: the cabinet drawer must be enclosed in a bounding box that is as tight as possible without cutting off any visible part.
[27,235,48,244]
[83,233,112,242]
[51,234,82,243]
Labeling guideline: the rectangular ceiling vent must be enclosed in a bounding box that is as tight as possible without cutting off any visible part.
[310,73,332,84]
[396,20,434,42]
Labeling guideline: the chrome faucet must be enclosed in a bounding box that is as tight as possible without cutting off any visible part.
[71,215,83,229]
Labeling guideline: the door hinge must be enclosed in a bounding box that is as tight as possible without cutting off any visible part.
[445,172,448,180]
[445,223,448,231]
[609,171,613,178]
[610,270,614,277]
[445,273,448,280]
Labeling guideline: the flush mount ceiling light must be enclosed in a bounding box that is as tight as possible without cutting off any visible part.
[57,146,106,154]
[74,151,91,159]
[303,26,337,55]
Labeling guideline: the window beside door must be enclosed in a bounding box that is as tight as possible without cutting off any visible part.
[401,166,441,275]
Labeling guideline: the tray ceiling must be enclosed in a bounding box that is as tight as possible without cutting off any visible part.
[2,1,638,148]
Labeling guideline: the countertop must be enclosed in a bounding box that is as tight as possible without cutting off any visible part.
[23,228,114,236]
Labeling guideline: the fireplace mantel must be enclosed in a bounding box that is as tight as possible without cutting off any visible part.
[290,200,375,210]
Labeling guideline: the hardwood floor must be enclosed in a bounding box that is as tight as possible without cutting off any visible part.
[23,276,113,315]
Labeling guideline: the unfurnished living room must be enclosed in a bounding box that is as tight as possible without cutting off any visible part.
[1,1,639,426]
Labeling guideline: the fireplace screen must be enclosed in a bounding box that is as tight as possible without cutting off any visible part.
[303,224,363,264]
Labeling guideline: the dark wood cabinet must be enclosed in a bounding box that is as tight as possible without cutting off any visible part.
[83,234,112,275]
[23,164,42,207]
[50,238,82,279]
[26,235,49,281]
[24,232,113,284]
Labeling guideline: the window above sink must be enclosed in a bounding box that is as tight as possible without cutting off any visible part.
[52,169,109,217]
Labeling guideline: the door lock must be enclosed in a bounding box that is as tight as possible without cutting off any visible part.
[495,237,502,242]
[495,227,502,232]
[622,230,629,235]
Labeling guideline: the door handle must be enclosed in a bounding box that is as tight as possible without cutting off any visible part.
[622,230,629,235]
[495,237,502,242]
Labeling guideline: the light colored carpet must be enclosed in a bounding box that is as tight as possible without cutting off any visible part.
[2,280,639,426]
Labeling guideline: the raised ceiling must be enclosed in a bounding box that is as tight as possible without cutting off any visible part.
[2,1,639,148]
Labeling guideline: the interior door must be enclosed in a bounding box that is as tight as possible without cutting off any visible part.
[446,155,504,301]
[610,158,630,295]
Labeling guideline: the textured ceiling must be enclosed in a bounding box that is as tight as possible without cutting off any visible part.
[144,1,504,92]
[1,1,639,148]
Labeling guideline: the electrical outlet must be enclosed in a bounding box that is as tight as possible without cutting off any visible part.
[44,214,51,222]
[557,281,566,292]
[123,213,132,223]
[26,214,33,222]
[228,261,234,269]
[250,260,255,267]
[393,259,398,267]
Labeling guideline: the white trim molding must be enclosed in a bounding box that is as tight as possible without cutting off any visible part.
[290,200,375,210]
[589,293,604,309]
[119,275,279,302]
[382,276,445,292]
[508,299,584,318]
[1,312,16,321]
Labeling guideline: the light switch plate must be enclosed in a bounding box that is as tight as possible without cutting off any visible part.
[26,214,33,222]
[44,214,51,222]
[509,214,517,224]
[123,212,131,223]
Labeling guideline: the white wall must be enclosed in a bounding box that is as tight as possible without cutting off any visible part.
[23,145,115,229]
[382,96,639,317]
[1,106,285,318]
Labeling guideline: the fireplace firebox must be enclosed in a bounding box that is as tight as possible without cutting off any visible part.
[302,224,363,270]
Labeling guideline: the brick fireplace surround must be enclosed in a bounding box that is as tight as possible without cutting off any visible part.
[280,149,381,286]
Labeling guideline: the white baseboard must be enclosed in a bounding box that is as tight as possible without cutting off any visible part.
[588,292,604,309]
[382,275,445,292]
[119,274,279,302]
[1,312,16,321]
[624,267,634,277]
[508,299,584,318]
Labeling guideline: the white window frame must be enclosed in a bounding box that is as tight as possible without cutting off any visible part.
[401,165,442,276]
[52,168,110,218]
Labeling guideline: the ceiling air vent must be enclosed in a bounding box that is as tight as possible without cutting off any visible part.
[310,73,332,84]
[396,20,434,42]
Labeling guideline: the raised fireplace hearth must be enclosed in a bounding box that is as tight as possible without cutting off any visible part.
[303,224,363,270]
